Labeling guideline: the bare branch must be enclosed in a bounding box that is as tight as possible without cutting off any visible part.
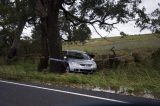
[91,24,106,39]
[60,6,80,26]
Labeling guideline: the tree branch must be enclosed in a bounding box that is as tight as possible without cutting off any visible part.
[91,24,106,39]
[60,6,119,26]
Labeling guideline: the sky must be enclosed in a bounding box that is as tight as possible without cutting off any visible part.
[22,0,160,38]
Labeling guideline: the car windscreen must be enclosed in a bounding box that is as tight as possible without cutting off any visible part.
[67,52,90,60]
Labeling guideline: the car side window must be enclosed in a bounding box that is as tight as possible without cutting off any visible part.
[67,52,83,59]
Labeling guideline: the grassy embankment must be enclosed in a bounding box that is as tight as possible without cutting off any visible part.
[0,34,160,98]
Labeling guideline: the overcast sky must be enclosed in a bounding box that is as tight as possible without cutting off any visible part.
[22,0,160,38]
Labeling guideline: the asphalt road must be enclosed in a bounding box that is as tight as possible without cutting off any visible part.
[0,80,160,106]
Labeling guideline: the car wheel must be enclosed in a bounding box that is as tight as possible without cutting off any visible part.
[89,71,93,74]
[66,65,70,73]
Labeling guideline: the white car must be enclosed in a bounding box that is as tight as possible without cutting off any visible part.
[63,50,97,73]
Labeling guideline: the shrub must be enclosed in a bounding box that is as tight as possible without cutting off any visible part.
[152,48,160,69]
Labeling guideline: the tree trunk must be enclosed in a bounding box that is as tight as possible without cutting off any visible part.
[46,1,65,73]
[67,23,72,42]
[38,18,49,71]
[7,20,26,63]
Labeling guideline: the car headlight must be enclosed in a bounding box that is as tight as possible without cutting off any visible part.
[70,62,82,68]
[91,62,97,68]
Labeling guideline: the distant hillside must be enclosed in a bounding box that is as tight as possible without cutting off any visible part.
[63,34,160,55]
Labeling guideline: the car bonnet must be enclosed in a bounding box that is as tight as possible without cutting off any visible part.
[67,58,95,64]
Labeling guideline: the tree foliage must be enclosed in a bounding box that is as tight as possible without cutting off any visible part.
[135,3,160,35]
[150,4,160,34]
[62,0,145,30]
[72,24,91,43]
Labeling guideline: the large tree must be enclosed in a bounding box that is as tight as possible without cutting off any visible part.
[0,0,36,61]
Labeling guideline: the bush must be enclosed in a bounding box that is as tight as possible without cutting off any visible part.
[152,48,160,69]
[132,52,143,63]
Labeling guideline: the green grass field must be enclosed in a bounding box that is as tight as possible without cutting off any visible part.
[0,34,160,99]
[63,34,160,54]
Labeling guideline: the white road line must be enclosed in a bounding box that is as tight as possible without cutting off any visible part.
[0,80,129,104]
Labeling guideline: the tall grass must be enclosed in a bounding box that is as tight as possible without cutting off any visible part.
[0,62,160,93]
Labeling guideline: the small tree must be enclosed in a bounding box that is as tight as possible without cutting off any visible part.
[72,24,91,44]
[120,31,128,38]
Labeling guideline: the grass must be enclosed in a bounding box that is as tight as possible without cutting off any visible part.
[0,34,160,98]
[0,62,160,97]
[63,34,160,59]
